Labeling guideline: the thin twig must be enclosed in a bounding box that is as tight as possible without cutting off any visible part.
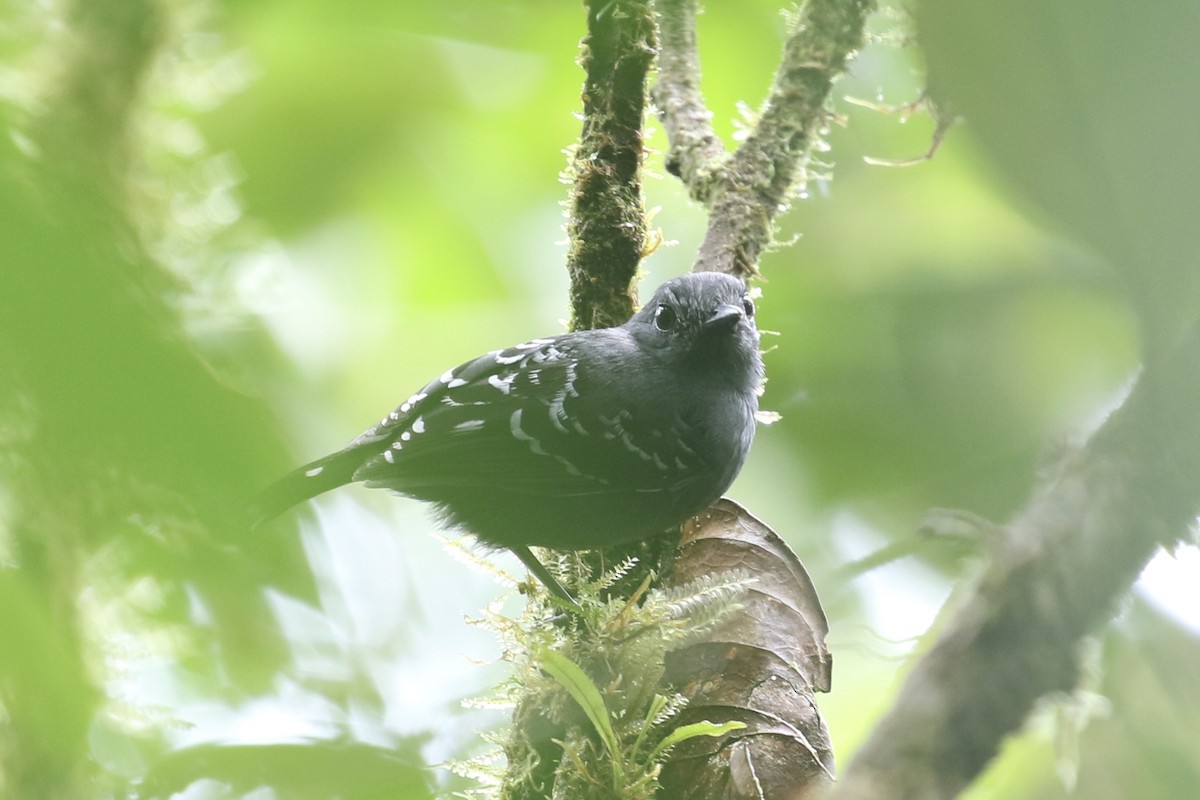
[653,0,875,278]
[650,0,726,202]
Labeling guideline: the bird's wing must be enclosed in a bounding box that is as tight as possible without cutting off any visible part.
[353,333,707,499]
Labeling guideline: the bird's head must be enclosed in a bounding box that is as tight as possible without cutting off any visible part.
[626,272,763,391]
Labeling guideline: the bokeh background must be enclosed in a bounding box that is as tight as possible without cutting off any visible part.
[2,1,1198,798]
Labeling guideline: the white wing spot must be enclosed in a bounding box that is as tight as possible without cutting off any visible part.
[439,368,456,384]
[510,409,548,456]
[305,466,324,477]
[620,431,653,461]
[400,431,412,442]
[392,441,403,451]
[598,412,625,441]
[599,412,624,431]
[447,378,468,389]
[411,417,426,434]
[383,449,395,464]
[495,350,525,365]
[549,391,569,433]
[400,392,427,414]
[555,456,582,477]
[563,363,580,397]
[454,419,485,431]
[488,373,515,394]
[532,346,564,364]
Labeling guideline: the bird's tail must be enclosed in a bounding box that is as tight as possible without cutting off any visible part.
[248,447,366,528]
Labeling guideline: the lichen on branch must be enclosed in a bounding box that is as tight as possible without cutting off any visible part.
[652,0,875,278]
[566,0,656,332]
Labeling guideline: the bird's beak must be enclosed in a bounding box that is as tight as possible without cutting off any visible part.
[702,304,743,332]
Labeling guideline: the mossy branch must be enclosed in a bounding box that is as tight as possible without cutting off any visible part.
[653,0,875,278]
[511,2,881,797]
[829,332,1200,798]
[566,0,656,332]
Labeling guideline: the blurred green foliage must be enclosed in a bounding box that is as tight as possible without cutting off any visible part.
[0,0,1197,798]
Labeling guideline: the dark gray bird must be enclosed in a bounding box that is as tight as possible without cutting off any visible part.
[254,271,763,601]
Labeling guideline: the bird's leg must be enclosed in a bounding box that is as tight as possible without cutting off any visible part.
[511,545,580,609]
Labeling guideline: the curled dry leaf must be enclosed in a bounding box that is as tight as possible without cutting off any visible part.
[658,498,834,799]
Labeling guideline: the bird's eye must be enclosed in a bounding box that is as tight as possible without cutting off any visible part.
[654,304,678,332]
[742,296,756,318]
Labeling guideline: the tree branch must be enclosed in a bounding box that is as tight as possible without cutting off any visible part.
[649,0,725,202]
[830,336,1200,799]
[566,0,656,332]
[653,0,875,278]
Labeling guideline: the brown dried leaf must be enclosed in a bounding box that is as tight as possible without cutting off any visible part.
[659,499,834,799]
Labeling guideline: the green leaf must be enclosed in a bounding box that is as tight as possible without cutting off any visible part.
[538,649,624,787]
[631,694,671,759]
[649,720,747,762]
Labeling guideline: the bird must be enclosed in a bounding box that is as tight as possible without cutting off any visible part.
[253,271,764,602]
